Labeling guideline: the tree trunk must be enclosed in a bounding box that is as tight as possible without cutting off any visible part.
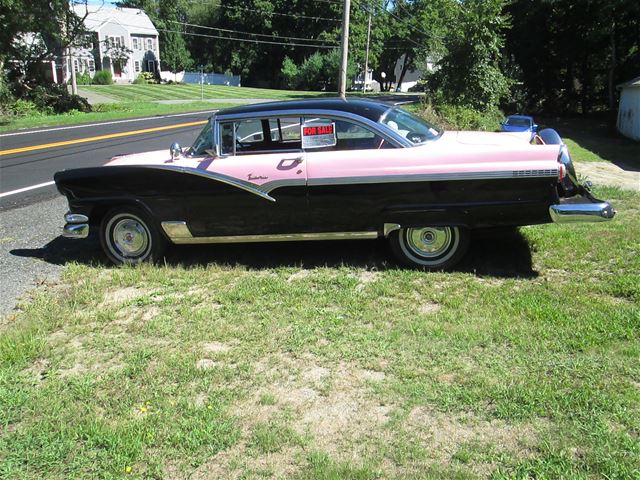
[396,55,411,92]
[608,26,616,111]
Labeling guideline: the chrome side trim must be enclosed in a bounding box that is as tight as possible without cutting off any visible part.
[139,165,276,202]
[63,223,89,239]
[65,213,88,223]
[383,223,401,236]
[161,221,192,239]
[215,109,412,148]
[308,169,558,187]
[549,202,616,223]
[161,224,379,245]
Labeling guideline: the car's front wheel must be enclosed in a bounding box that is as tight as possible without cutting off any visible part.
[100,207,166,265]
[390,225,469,270]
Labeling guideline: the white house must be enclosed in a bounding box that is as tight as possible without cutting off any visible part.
[617,76,640,141]
[62,5,160,83]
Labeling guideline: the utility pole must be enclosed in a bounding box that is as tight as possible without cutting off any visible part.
[338,0,351,98]
[363,11,372,92]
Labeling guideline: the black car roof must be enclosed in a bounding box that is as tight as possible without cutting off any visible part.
[217,98,393,122]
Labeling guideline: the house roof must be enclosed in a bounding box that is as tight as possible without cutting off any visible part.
[72,5,158,36]
[617,76,640,90]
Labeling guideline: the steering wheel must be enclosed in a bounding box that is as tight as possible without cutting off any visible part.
[406,131,428,144]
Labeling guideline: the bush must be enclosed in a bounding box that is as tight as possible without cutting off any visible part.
[75,72,92,85]
[92,70,113,85]
[133,72,155,84]
[416,100,504,132]
[29,84,91,114]
[11,99,43,117]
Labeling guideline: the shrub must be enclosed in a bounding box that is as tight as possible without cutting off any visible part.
[133,72,155,84]
[11,99,42,117]
[75,72,92,85]
[416,100,504,132]
[28,84,91,114]
[92,70,113,85]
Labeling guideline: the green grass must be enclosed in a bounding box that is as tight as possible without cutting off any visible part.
[540,116,640,168]
[83,84,327,103]
[0,101,245,133]
[1,185,638,478]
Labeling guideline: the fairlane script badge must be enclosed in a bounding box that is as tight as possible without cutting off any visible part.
[302,121,337,149]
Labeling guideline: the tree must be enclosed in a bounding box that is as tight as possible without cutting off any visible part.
[0,0,92,94]
[430,0,511,110]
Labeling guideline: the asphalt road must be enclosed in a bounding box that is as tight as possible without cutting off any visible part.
[0,110,213,210]
[0,110,213,317]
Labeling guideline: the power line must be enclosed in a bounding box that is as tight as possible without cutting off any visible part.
[166,19,338,44]
[219,3,342,23]
[159,26,336,49]
[352,0,428,50]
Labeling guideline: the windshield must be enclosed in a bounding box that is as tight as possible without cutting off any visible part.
[505,117,531,127]
[379,107,442,145]
[188,120,213,156]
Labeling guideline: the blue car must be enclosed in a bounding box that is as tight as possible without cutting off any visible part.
[501,115,538,140]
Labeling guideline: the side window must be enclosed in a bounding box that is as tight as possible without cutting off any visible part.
[220,122,234,155]
[219,118,302,156]
[303,118,392,151]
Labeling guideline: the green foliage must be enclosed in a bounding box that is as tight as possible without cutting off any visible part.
[75,71,92,85]
[429,0,511,110]
[10,99,43,117]
[280,51,356,91]
[414,101,504,131]
[280,56,298,89]
[133,72,155,84]
[92,70,113,85]
[27,84,91,114]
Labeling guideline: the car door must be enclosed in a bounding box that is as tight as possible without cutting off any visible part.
[185,117,309,237]
[303,116,401,232]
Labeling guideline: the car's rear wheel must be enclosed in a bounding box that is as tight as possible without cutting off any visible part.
[100,207,166,265]
[390,225,469,270]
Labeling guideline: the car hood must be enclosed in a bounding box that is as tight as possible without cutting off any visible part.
[452,130,532,145]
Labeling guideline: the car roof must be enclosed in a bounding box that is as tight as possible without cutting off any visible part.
[506,115,533,120]
[217,98,393,122]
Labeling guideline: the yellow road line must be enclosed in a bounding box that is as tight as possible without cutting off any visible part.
[0,120,207,156]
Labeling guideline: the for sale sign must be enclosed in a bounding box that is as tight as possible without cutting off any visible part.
[302,121,336,149]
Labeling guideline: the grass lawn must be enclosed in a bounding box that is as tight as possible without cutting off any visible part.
[541,116,640,168]
[0,101,246,133]
[1,185,639,479]
[82,84,327,103]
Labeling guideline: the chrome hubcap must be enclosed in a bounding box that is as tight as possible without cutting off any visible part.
[112,218,149,257]
[406,227,452,258]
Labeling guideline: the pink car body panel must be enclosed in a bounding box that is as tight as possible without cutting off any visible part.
[105,130,560,189]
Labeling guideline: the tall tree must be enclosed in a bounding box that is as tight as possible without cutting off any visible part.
[0,0,91,93]
[430,0,511,109]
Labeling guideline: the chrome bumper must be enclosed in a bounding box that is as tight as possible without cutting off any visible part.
[62,212,89,239]
[549,201,616,224]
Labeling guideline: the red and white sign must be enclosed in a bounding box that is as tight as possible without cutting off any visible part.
[302,121,336,149]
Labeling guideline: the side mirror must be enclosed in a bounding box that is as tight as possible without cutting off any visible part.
[169,142,182,161]
[533,124,539,131]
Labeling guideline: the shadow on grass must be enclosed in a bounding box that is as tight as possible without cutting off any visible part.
[540,115,640,171]
[10,228,537,279]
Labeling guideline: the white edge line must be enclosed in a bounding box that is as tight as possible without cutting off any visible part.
[0,181,56,198]
[0,110,219,138]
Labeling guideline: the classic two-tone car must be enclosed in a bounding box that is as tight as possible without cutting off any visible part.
[54,99,615,269]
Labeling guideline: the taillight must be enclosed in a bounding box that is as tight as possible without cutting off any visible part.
[558,164,566,182]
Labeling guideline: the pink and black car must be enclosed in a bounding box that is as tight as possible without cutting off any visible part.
[54,99,615,269]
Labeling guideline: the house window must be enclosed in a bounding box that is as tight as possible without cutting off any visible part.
[134,61,140,73]
[132,37,138,50]
[146,38,153,51]
[88,59,95,72]
[73,59,80,72]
